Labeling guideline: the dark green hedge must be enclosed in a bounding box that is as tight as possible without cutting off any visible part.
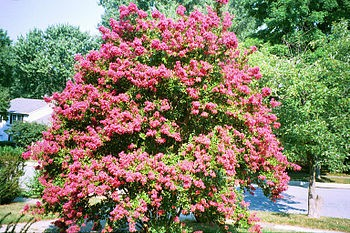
[0,141,16,147]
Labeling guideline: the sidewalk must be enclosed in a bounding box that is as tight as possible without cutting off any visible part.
[1,220,346,233]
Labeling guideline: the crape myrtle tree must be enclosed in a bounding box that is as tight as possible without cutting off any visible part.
[24,1,298,232]
[99,0,256,40]
[99,0,214,27]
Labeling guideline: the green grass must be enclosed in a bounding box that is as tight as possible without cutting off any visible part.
[0,202,34,224]
[0,200,56,225]
[288,171,350,184]
[255,210,350,233]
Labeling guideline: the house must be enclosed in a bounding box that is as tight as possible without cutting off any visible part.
[0,98,53,141]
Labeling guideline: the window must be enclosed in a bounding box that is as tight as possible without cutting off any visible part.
[9,114,24,124]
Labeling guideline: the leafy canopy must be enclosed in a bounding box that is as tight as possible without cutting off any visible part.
[241,0,350,48]
[11,25,99,99]
[248,20,350,172]
[0,29,12,120]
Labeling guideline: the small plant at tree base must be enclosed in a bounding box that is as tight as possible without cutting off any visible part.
[24,1,299,232]
[23,170,45,198]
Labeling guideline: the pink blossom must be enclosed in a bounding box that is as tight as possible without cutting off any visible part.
[216,0,229,5]
[262,87,271,97]
[23,2,297,232]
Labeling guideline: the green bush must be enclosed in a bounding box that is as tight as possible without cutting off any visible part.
[0,146,24,204]
[23,170,44,198]
[5,121,47,149]
[0,141,16,147]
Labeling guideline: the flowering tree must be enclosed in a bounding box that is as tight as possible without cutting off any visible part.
[24,1,297,232]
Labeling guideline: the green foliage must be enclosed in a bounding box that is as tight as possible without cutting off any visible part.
[0,29,14,89]
[241,0,350,49]
[0,29,13,120]
[0,86,10,121]
[23,170,44,198]
[247,20,350,173]
[11,25,99,99]
[0,146,24,204]
[5,122,47,149]
[0,141,16,147]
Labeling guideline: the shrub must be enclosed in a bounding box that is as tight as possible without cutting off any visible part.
[24,1,298,232]
[23,170,45,198]
[5,122,47,149]
[0,141,16,147]
[0,146,24,204]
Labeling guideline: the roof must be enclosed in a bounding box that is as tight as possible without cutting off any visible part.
[9,98,49,114]
[34,113,52,125]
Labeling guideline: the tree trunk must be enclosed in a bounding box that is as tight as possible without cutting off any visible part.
[316,164,321,180]
[307,159,322,218]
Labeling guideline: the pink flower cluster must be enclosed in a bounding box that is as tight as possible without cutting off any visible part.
[24,2,298,233]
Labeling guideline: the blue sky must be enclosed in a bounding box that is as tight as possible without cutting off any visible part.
[0,0,105,41]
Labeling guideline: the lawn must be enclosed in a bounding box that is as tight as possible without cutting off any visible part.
[0,200,57,225]
[288,171,350,184]
[256,210,350,233]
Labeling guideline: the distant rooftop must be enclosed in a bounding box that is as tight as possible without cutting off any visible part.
[9,98,49,114]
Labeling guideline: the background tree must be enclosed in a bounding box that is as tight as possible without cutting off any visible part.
[0,87,10,121]
[0,29,13,120]
[11,25,99,99]
[241,0,350,49]
[0,29,13,88]
[247,20,350,217]
[25,2,297,232]
[6,121,47,149]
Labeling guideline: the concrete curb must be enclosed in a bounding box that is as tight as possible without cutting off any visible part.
[289,181,350,189]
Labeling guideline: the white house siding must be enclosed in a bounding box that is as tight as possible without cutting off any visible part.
[0,120,7,141]
[0,98,53,142]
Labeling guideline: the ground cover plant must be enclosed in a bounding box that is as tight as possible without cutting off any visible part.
[24,1,298,232]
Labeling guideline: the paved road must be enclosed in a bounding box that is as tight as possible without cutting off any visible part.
[245,183,350,219]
